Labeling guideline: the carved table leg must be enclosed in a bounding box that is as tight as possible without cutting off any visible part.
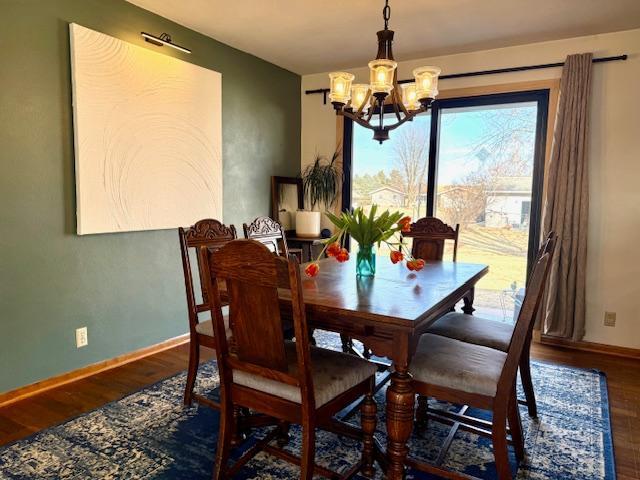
[462,287,476,315]
[386,368,415,480]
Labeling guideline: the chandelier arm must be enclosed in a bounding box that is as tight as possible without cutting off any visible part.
[390,89,403,123]
[365,100,375,122]
[393,83,411,117]
[338,109,380,131]
[383,107,428,132]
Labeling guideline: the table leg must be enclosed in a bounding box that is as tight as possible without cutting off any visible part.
[386,367,414,479]
[462,287,476,315]
[340,333,353,353]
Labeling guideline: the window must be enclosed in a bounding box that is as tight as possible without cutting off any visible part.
[343,90,549,322]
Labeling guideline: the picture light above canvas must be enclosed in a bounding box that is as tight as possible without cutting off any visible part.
[141,32,191,54]
[69,23,222,235]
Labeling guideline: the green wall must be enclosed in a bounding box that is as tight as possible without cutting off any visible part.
[0,0,301,392]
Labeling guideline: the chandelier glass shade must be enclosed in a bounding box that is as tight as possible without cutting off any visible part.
[328,0,441,143]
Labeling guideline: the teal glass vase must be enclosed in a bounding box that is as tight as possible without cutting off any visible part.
[356,244,376,277]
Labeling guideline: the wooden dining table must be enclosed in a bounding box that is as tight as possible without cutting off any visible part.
[273,256,489,479]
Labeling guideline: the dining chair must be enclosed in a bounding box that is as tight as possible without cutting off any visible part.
[401,216,460,262]
[178,218,237,406]
[242,215,302,261]
[243,216,308,342]
[203,239,378,479]
[408,249,552,480]
[426,231,557,418]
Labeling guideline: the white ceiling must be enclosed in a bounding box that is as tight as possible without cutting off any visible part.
[127,0,640,74]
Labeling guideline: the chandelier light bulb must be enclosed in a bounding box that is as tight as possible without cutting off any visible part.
[413,66,441,100]
[328,72,355,105]
[350,84,370,112]
[368,59,397,95]
[401,83,420,110]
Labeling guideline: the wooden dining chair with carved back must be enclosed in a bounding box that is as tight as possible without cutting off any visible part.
[204,240,378,480]
[426,231,557,418]
[407,249,552,480]
[402,216,460,262]
[243,216,308,342]
[178,218,237,407]
[243,216,303,262]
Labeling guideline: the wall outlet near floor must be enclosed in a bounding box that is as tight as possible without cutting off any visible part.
[76,327,88,348]
[604,311,616,327]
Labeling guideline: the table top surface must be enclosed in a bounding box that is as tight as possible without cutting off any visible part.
[288,257,488,327]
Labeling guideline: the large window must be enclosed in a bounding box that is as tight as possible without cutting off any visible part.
[344,90,548,323]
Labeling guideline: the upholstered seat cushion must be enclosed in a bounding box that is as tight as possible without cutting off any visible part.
[427,312,514,352]
[410,333,507,397]
[234,343,377,407]
[194,316,231,338]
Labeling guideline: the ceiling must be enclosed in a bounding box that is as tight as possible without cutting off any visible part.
[127,0,640,74]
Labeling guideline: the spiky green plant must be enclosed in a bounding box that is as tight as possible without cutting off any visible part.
[324,205,404,247]
[302,149,342,210]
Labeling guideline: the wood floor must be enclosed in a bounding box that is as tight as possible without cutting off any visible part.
[1,341,638,479]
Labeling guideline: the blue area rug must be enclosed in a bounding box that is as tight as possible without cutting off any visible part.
[0,332,615,479]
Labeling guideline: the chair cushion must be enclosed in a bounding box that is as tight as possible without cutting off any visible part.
[410,333,507,397]
[234,343,377,407]
[427,312,513,352]
[195,316,231,338]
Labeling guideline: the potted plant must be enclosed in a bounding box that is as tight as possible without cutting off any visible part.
[296,149,342,238]
[304,205,425,278]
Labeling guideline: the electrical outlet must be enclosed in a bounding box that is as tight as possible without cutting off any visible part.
[76,327,88,348]
[604,311,616,327]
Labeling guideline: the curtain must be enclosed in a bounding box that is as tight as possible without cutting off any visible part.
[541,53,593,341]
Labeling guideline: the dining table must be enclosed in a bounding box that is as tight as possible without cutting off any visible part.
[275,255,489,479]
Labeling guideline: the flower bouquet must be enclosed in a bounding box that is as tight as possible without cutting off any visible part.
[304,205,425,277]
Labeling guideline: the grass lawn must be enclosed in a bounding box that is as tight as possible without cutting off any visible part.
[353,204,530,320]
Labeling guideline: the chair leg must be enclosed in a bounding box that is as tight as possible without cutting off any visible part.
[212,399,234,480]
[415,395,429,434]
[361,392,377,478]
[299,420,316,480]
[508,387,525,462]
[276,421,291,447]
[491,408,512,480]
[519,341,537,418]
[184,338,200,405]
[231,406,246,446]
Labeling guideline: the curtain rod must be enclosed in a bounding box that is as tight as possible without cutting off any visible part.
[305,54,627,103]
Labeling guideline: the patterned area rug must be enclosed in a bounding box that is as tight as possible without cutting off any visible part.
[0,332,615,479]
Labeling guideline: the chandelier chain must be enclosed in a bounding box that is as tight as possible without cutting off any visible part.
[383,0,390,30]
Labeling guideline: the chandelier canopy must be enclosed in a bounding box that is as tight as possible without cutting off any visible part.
[328,0,441,143]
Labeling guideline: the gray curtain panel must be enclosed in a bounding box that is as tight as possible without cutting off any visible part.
[542,53,593,341]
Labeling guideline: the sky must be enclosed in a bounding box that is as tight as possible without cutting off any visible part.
[352,102,538,186]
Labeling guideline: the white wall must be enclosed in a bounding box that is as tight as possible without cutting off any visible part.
[301,29,640,349]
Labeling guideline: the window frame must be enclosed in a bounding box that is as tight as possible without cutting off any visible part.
[341,88,550,276]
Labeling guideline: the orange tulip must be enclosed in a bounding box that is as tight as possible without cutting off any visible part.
[398,216,412,232]
[326,242,341,257]
[406,260,416,271]
[335,248,350,263]
[305,262,320,277]
[414,258,425,271]
[390,250,404,264]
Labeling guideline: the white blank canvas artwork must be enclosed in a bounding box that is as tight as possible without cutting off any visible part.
[69,23,222,235]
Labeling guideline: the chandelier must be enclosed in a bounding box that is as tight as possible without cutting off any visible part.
[328,0,441,143]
